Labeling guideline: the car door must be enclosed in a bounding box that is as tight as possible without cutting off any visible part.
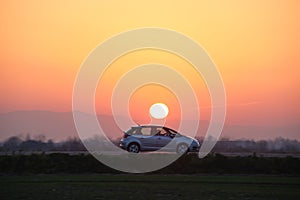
[153,127,173,149]
[157,135,172,149]
[137,127,155,149]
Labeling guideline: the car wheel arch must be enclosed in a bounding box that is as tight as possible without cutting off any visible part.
[127,142,141,153]
[176,142,189,154]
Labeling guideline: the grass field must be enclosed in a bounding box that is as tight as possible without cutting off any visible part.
[1,174,299,200]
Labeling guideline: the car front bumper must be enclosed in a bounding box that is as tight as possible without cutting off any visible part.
[189,145,200,152]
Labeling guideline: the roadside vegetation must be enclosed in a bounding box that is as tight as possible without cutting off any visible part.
[0,153,299,174]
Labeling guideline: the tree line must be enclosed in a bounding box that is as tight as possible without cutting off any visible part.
[0,135,300,153]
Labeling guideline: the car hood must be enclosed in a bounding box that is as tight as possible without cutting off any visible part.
[180,135,199,143]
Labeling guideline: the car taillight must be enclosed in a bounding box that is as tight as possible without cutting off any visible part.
[123,133,129,138]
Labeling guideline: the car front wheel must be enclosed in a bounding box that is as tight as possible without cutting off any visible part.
[177,143,188,154]
[127,143,140,153]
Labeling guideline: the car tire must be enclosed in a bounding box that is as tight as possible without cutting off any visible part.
[127,143,140,153]
[176,143,188,154]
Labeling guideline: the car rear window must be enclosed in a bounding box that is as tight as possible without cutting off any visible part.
[126,127,139,135]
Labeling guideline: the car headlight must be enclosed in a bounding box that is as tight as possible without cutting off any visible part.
[192,140,199,146]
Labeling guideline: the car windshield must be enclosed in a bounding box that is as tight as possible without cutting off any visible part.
[167,128,182,137]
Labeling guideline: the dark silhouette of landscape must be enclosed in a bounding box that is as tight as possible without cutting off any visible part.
[1,134,300,156]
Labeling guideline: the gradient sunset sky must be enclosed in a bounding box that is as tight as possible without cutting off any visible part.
[0,1,299,139]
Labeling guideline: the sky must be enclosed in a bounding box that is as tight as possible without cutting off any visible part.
[0,0,299,139]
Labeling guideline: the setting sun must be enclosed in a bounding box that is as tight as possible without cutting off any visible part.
[149,103,169,119]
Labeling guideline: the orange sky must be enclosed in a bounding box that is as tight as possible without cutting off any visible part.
[0,0,300,129]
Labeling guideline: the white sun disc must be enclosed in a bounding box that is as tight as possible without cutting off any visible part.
[150,103,169,119]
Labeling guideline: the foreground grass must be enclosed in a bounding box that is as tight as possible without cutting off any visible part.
[1,174,299,200]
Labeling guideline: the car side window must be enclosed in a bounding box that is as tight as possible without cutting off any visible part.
[152,127,161,135]
[153,127,170,137]
[152,127,162,135]
[140,127,152,136]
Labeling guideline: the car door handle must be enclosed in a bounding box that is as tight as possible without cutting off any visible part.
[158,138,161,140]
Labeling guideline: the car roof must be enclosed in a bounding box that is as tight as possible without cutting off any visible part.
[132,125,164,128]
[129,125,181,134]
[131,125,176,130]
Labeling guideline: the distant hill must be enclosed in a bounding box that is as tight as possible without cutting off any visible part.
[0,110,299,141]
[0,111,123,141]
[0,111,78,141]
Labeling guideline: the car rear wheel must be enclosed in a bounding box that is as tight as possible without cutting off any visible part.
[177,143,188,154]
[127,143,140,153]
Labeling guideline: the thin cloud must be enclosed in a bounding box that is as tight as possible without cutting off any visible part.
[193,101,263,110]
[236,101,263,107]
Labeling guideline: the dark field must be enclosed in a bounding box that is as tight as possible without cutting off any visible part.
[1,154,300,199]
[1,174,300,200]
[0,174,300,200]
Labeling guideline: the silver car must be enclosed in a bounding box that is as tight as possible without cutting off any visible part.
[119,125,200,153]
